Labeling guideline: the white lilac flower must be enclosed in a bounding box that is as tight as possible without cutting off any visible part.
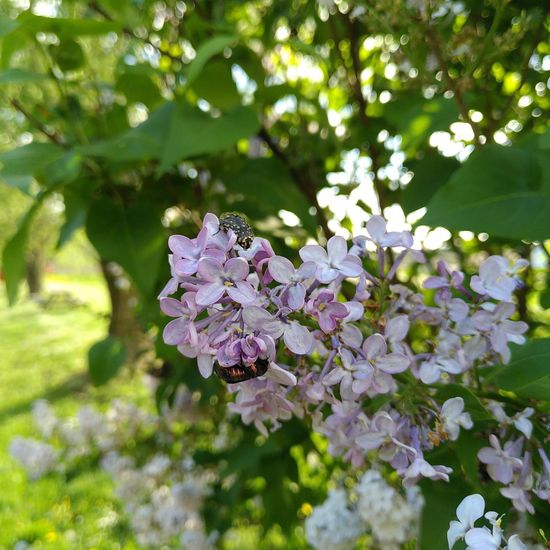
[477,435,523,484]
[439,397,473,441]
[356,470,423,548]
[448,493,528,550]
[472,302,528,363]
[471,255,528,301]
[31,399,58,438]
[9,437,59,480]
[447,494,487,549]
[143,454,172,478]
[299,235,363,283]
[305,488,363,550]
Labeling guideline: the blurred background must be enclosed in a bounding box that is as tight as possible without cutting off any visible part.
[0,0,548,548]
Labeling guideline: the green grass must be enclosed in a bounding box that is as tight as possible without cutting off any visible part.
[0,276,147,550]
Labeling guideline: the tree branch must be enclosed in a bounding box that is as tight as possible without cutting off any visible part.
[422,21,484,146]
[10,99,68,148]
[341,13,388,212]
[88,1,182,62]
[258,127,333,239]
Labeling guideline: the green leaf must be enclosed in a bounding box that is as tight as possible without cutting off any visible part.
[422,143,550,241]
[14,12,121,38]
[434,383,491,421]
[539,289,550,310]
[186,34,237,85]
[385,97,459,152]
[1,189,51,304]
[0,17,19,37]
[494,339,550,400]
[85,198,165,297]
[88,336,127,385]
[402,153,459,214]
[57,179,96,249]
[0,143,66,186]
[191,60,241,110]
[115,70,162,108]
[51,39,85,71]
[79,102,260,172]
[0,68,48,84]
[419,477,473,549]
[222,157,317,234]
[157,103,259,173]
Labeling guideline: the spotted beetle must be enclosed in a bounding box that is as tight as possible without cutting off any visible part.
[213,358,269,384]
[218,212,255,249]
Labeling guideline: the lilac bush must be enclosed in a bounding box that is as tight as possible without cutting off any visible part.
[160,212,549,518]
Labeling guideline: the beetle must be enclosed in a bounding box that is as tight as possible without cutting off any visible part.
[213,358,269,384]
[218,212,255,249]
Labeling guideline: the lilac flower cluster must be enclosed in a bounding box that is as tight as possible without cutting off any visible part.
[160,213,545,492]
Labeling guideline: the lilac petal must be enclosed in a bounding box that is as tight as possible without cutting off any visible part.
[423,275,449,289]
[196,282,225,306]
[197,354,214,378]
[299,244,328,264]
[226,281,257,305]
[341,324,363,347]
[266,363,297,386]
[447,520,466,549]
[338,256,363,277]
[363,333,387,360]
[160,297,184,317]
[224,257,249,281]
[479,257,503,285]
[419,362,440,384]
[386,315,409,341]
[168,235,196,257]
[316,266,340,283]
[283,322,313,355]
[327,235,347,263]
[377,353,409,374]
[366,216,387,243]
[340,374,356,400]
[464,527,501,549]
[441,397,464,419]
[344,301,364,322]
[323,368,345,386]
[472,311,492,331]
[163,317,189,345]
[356,431,386,450]
[286,284,306,310]
[242,305,272,327]
[318,311,337,333]
[296,261,317,279]
[175,258,199,276]
[488,462,514,484]
[327,302,349,319]
[242,306,284,338]
[195,226,208,249]
[158,276,179,298]
[351,378,371,394]
[268,256,294,284]
[456,493,485,528]
[202,212,219,233]
[477,448,497,464]
[197,257,223,282]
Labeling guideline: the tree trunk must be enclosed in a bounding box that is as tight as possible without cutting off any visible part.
[26,253,43,296]
[100,260,143,362]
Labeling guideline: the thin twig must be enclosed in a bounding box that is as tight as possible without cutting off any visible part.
[335,13,388,212]
[88,0,182,62]
[422,21,484,146]
[258,126,333,239]
[10,99,68,148]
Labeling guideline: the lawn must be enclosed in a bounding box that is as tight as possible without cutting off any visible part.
[0,275,148,550]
